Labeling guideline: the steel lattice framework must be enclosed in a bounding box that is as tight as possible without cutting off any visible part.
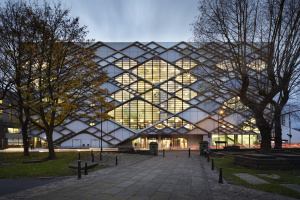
[30,41,268,148]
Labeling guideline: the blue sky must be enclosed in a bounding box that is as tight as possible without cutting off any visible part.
[59,0,199,42]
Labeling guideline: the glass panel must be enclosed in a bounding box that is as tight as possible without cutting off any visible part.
[7,128,19,133]
[115,73,137,85]
[115,58,137,69]
[130,81,152,93]
[161,81,182,93]
[132,60,180,83]
[175,59,197,69]
[175,73,197,85]
[175,88,198,100]
[112,90,134,102]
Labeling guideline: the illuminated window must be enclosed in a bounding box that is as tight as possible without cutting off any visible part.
[132,60,180,83]
[115,58,137,69]
[175,88,197,100]
[175,59,197,69]
[7,128,19,133]
[247,60,266,71]
[162,117,187,130]
[108,100,164,130]
[161,81,182,93]
[175,73,197,85]
[115,73,137,86]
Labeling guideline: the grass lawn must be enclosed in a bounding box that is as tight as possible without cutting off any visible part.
[212,154,300,199]
[0,152,106,179]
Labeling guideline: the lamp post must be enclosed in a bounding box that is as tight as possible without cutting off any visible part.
[218,109,224,142]
[101,106,103,153]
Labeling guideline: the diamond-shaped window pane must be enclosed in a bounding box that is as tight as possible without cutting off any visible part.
[175,73,197,85]
[175,59,197,69]
[130,81,152,93]
[160,81,182,93]
[162,117,187,130]
[142,89,169,104]
[115,73,137,85]
[132,60,180,83]
[108,100,166,130]
[155,123,165,130]
[160,98,190,113]
[111,90,134,103]
[115,58,137,69]
[175,88,198,101]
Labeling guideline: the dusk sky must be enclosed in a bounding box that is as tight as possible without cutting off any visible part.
[58,0,199,42]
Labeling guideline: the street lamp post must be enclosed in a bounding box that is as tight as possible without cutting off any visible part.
[101,106,103,153]
[218,109,224,147]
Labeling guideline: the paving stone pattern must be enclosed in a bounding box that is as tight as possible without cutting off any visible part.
[0,151,297,200]
[234,173,269,184]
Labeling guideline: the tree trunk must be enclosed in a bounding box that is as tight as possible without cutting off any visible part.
[21,120,30,156]
[46,129,56,160]
[255,113,272,153]
[274,113,282,149]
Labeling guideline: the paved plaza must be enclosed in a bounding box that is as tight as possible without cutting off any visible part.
[0,150,297,200]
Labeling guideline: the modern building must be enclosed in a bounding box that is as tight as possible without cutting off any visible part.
[0,98,22,149]
[28,42,296,149]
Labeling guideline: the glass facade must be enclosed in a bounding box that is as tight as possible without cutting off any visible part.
[29,42,264,149]
[108,58,197,131]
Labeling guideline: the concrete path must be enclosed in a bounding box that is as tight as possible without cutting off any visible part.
[0,177,70,196]
[234,173,269,184]
[0,150,297,200]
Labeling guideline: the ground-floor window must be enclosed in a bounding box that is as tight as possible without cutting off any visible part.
[211,134,260,148]
[132,137,187,149]
[7,138,23,146]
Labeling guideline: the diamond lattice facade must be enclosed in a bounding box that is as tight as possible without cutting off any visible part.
[30,42,262,149]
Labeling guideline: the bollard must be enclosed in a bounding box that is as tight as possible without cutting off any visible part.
[219,168,223,183]
[211,159,214,170]
[91,150,93,156]
[78,152,81,160]
[77,160,81,179]
[207,153,209,162]
[116,156,118,165]
[84,162,88,175]
[189,148,190,157]
[92,154,94,162]
[100,153,102,161]
[163,149,165,157]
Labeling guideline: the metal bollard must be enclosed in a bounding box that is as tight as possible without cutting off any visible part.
[91,150,93,156]
[92,154,94,162]
[207,153,209,162]
[211,159,214,170]
[163,149,165,157]
[189,148,190,157]
[219,168,223,183]
[77,160,81,179]
[116,156,118,165]
[78,152,81,160]
[100,153,102,161]
[84,162,88,175]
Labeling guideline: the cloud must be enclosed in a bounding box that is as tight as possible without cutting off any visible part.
[57,0,199,42]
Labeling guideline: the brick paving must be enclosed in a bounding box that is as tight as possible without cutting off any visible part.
[0,150,297,200]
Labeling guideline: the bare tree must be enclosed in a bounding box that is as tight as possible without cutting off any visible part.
[192,0,300,152]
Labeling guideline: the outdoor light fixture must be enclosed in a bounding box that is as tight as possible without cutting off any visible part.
[218,109,225,142]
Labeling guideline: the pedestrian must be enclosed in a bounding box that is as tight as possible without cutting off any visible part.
[170,142,172,150]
